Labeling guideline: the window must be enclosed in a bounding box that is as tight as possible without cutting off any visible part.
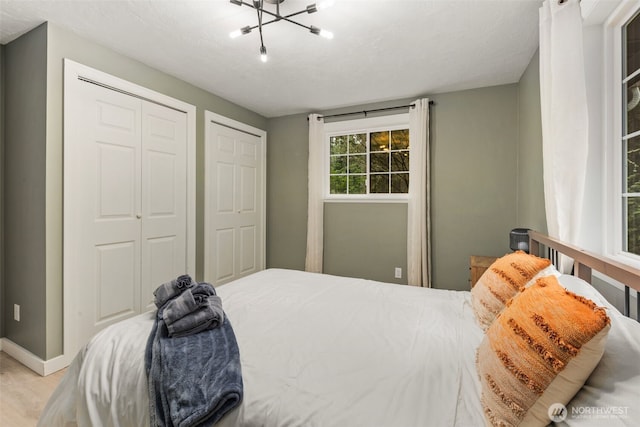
[325,114,409,199]
[622,10,640,255]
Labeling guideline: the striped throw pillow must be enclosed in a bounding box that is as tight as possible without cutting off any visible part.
[476,275,611,427]
[471,251,555,330]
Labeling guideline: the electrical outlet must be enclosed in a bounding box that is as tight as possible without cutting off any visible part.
[394,267,402,279]
[14,304,20,322]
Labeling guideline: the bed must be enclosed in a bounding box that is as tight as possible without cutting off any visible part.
[38,232,640,427]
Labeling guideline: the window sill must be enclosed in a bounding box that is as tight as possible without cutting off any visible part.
[324,197,408,204]
[597,251,640,291]
[605,251,640,270]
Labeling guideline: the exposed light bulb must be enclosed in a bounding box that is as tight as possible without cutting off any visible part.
[310,25,333,39]
[319,29,334,39]
[260,45,268,62]
[230,26,252,38]
[317,0,334,10]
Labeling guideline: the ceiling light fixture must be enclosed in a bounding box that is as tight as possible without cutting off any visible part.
[229,0,335,62]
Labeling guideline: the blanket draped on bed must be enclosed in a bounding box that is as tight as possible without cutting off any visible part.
[145,277,243,427]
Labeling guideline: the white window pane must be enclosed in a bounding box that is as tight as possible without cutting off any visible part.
[330,175,347,194]
[370,152,390,173]
[349,175,366,194]
[391,151,409,172]
[626,196,640,254]
[370,174,390,193]
[625,75,640,135]
[391,129,409,150]
[330,155,347,174]
[370,131,390,152]
[391,173,409,193]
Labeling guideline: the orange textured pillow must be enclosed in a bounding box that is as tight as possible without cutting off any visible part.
[471,251,554,330]
[476,276,610,427]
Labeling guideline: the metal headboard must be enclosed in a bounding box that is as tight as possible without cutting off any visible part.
[528,230,640,321]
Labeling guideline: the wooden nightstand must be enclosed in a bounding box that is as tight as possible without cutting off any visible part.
[470,255,498,288]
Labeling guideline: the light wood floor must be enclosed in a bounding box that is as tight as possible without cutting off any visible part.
[0,351,67,426]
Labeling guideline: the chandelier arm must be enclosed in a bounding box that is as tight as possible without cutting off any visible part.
[248,18,312,33]
[256,2,265,47]
[231,0,331,59]
[254,8,280,20]
[238,0,316,25]
[242,11,314,32]
[242,3,307,20]
[279,18,313,31]
[280,10,308,19]
[259,12,315,30]
[247,18,281,31]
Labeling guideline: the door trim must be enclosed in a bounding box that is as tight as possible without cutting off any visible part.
[63,59,197,365]
[204,111,267,283]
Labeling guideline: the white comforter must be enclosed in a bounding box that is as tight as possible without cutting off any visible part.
[39,269,640,426]
[39,269,485,427]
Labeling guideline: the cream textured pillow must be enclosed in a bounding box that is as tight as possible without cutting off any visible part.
[471,251,555,330]
[476,276,611,427]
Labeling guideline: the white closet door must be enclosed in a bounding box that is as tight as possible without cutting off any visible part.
[140,102,188,311]
[206,122,263,285]
[69,81,143,344]
[66,80,188,347]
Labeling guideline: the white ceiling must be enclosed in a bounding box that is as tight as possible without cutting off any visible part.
[0,0,544,118]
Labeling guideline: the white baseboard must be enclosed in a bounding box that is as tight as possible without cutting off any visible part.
[0,338,70,376]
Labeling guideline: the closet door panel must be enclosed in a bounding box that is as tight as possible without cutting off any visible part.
[69,82,142,346]
[146,236,178,307]
[95,241,138,321]
[206,122,263,285]
[235,136,260,276]
[240,225,257,273]
[140,102,188,310]
[65,61,195,362]
[215,228,235,282]
[96,143,136,218]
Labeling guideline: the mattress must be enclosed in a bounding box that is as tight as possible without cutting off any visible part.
[38,269,640,426]
[40,269,485,426]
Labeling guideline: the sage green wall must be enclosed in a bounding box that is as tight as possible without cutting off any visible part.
[266,100,415,283]
[3,22,267,360]
[265,113,309,270]
[3,24,48,357]
[516,49,547,233]
[324,203,407,284]
[267,87,520,290]
[430,85,519,290]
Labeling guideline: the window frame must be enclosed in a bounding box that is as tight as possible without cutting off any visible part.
[323,113,410,202]
[605,0,640,265]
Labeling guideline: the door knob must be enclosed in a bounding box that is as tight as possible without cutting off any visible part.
[136,214,142,219]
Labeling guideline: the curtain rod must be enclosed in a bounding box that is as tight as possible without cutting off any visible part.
[314,100,434,121]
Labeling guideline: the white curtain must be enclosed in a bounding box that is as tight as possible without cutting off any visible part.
[539,0,588,273]
[305,113,325,273]
[407,98,431,287]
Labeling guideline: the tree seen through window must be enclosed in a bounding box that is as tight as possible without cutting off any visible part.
[329,129,409,195]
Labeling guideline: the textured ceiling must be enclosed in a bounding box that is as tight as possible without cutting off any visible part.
[0,0,544,117]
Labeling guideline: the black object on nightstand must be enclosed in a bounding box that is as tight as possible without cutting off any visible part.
[510,228,531,253]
